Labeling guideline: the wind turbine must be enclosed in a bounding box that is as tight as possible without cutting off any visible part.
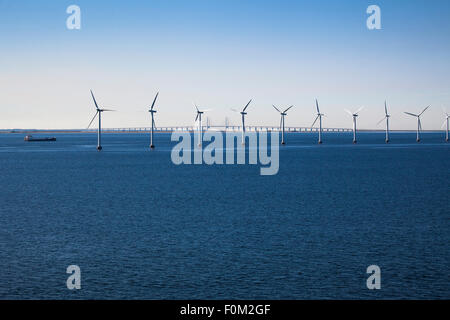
[377,101,391,143]
[273,105,294,145]
[442,108,449,142]
[87,90,116,151]
[231,99,252,145]
[148,92,159,149]
[404,106,430,142]
[345,107,364,144]
[194,104,210,147]
[311,99,325,144]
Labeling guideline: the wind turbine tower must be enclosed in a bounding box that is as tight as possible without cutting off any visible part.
[194,105,210,147]
[404,106,430,142]
[148,92,159,149]
[345,107,364,144]
[273,105,294,145]
[87,90,116,151]
[442,109,449,142]
[311,99,325,144]
[377,101,391,143]
[231,99,252,145]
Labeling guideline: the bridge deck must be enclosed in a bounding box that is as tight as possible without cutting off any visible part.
[89,126,353,133]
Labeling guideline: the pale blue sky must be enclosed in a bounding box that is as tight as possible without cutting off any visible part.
[1,0,449,129]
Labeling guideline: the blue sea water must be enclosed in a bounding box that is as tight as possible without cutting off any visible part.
[0,131,448,300]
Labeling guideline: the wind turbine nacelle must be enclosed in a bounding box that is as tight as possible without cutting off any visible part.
[241,112,247,115]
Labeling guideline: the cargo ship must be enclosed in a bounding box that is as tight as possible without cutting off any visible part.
[24,135,56,142]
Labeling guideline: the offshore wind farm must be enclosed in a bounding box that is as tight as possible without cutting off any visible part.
[3,92,449,151]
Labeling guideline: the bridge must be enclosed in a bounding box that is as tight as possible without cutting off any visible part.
[90,126,353,133]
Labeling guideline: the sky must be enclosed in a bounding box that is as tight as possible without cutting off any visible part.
[0,0,450,130]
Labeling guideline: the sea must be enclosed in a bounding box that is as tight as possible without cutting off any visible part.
[0,131,448,299]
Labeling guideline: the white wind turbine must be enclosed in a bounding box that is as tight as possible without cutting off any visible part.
[231,99,252,145]
[404,106,430,142]
[311,99,325,144]
[194,104,211,147]
[377,101,391,143]
[442,108,449,142]
[148,92,159,149]
[87,90,116,151]
[345,107,364,144]
[273,105,294,145]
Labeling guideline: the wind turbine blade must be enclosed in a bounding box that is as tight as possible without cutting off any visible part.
[355,106,364,115]
[153,118,157,130]
[194,104,199,112]
[279,116,282,130]
[87,111,99,129]
[419,118,422,131]
[316,99,320,113]
[230,108,239,113]
[195,114,199,122]
[102,109,116,112]
[90,90,100,110]
[404,112,418,117]
[311,115,319,128]
[273,105,281,113]
[344,109,353,116]
[243,99,252,112]
[385,101,388,116]
[150,92,159,110]
[419,105,430,116]
[283,105,294,113]
[441,120,447,129]
[377,117,386,126]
